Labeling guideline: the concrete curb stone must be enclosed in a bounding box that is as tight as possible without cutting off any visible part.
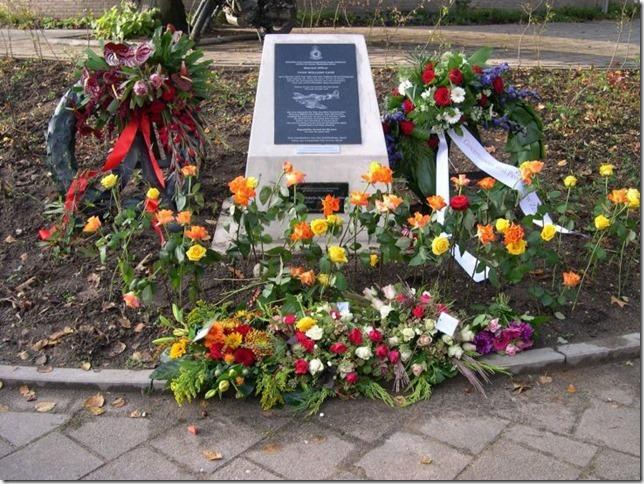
[0,332,639,390]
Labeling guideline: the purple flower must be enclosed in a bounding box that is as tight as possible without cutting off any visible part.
[133,80,148,97]
[473,330,495,355]
[149,73,165,89]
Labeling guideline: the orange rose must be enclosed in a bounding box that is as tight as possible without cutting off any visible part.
[228,176,257,206]
[283,161,293,173]
[608,188,628,205]
[156,209,175,225]
[477,177,496,190]
[476,224,496,245]
[350,191,369,207]
[375,194,403,213]
[181,165,198,177]
[519,161,544,185]
[204,322,225,348]
[361,162,393,184]
[290,221,314,241]
[290,266,304,277]
[285,170,305,187]
[503,223,525,245]
[298,270,316,286]
[407,212,430,229]
[562,271,581,287]
[426,195,447,211]
[450,174,471,188]
[321,194,340,217]
[82,216,102,233]
[184,225,209,240]
[176,210,192,225]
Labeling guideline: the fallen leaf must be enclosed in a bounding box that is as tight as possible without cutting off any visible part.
[35,401,56,413]
[49,326,74,341]
[119,317,132,329]
[34,354,47,366]
[625,360,634,366]
[108,341,127,357]
[537,374,553,385]
[87,406,105,416]
[567,384,577,394]
[187,425,199,435]
[133,323,145,333]
[19,385,36,401]
[128,409,146,418]
[87,273,101,288]
[202,450,223,461]
[84,393,105,409]
[111,397,127,408]
[0,404,8,412]
[18,350,30,360]
[420,456,433,465]
[37,365,53,373]
[0,380,3,390]
[556,159,568,167]
[484,145,496,154]
[261,442,282,453]
[512,382,532,395]
[610,295,628,308]
[80,361,91,371]
[4,235,16,243]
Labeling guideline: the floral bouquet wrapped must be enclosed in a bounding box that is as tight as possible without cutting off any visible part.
[383,48,544,202]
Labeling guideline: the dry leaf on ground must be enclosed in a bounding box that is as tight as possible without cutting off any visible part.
[537,375,553,385]
[202,450,223,461]
[87,406,105,416]
[37,365,53,373]
[512,382,532,395]
[610,295,629,308]
[420,456,433,465]
[187,425,199,435]
[0,404,9,412]
[108,341,127,357]
[567,384,577,393]
[129,409,146,418]
[19,385,36,401]
[84,393,105,409]
[80,362,91,371]
[111,397,127,408]
[35,401,56,413]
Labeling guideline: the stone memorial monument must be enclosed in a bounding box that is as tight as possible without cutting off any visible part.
[213,33,389,250]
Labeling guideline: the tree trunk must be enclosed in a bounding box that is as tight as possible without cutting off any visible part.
[139,0,189,33]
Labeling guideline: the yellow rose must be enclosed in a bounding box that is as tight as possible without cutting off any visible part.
[296,316,316,332]
[169,339,188,359]
[310,218,328,236]
[317,273,330,286]
[594,214,611,230]
[328,245,348,265]
[326,214,343,226]
[369,253,379,267]
[495,218,510,233]
[247,177,258,188]
[540,224,556,242]
[506,239,527,255]
[100,173,118,189]
[82,216,102,233]
[626,188,640,209]
[431,236,450,256]
[186,244,207,261]
[599,163,614,177]
[146,187,160,200]
[563,175,577,188]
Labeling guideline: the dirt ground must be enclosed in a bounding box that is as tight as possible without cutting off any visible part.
[0,59,639,369]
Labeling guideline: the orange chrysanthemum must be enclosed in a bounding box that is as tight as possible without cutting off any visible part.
[477,177,496,190]
[204,322,225,348]
[407,212,430,229]
[476,224,496,245]
[185,225,209,241]
[426,195,447,211]
[562,271,581,288]
[290,221,314,241]
[503,223,525,245]
[321,194,340,217]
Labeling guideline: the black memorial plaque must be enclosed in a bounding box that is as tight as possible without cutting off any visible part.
[291,182,349,213]
[274,43,361,145]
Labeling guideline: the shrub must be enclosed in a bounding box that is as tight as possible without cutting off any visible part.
[93,1,160,41]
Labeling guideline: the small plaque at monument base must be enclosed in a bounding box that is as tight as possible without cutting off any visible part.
[212,33,390,252]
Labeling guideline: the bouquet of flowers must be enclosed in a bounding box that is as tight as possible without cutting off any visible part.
[69,25,212,207]
[383,48,544,202]
[152,283,511,414]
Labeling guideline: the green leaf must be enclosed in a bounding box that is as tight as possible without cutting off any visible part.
[468,46,493,67]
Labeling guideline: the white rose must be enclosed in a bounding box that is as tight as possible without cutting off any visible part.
[388,336,399,346]
[340,312,353,322]
[450,86,465,103]
[463,342,476,352]
[355,346,373,360]
[363,287,378,299]
[448,345,464,359]
[398,79,413,96]
[305,325,324,341]
[424,318,436,331]
[379,305,393,319]
[411,363,425,377]
[401,327,415,342]
[371,298,385,310]
[460,328,475,342]
[400,347,412,362]
[382,284,397,300]
[442,335,454,345]
[309,358,324,375]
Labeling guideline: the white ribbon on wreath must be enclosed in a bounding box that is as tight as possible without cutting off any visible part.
[434,126,572,283]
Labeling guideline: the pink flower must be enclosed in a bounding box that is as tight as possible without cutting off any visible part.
[123,292,141,309]
[419,291,432,304]
[329,342,348,354]
[348,328,363,345]
[488,318,500,334]
[375,344,389,359]
[330,310,341,320]
[388,350,400,364]
[282,314,296,325]
[505,343,518,356]
[294,359,309,375]
[150,73,165,89]
[412,305,425,319]
[133,80,148,97]
[345,372,359,384]
[368,329,383,343]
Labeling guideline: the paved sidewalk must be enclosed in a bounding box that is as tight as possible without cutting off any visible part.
[0,360,639,480]
[0,19,640,68]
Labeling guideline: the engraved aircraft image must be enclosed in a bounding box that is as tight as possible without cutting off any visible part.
[292,89,340,109]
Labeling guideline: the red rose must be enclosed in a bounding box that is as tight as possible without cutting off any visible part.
[234,347,256,367]
[294,359,309,375]
[427,135,439,150]
[144,198,159,213]
[368,329,383,343]
[478,94,489,107]
[399,120,415,136]
[375,344,388,359]
[450,194,470,211]
[448,68,463,85]
[388,350,400,364]
[162,85,176,102]
[472,65,483,75]
[492,76,504,95]
[348,328,363,345]
[282,314,296,325]
[345,372,359,384]
[329,342,348,354]
[421,64,435,84]
[433,86,451,107]
[295,331,315,352]
[402,98,415,114]
[412,305,425,319]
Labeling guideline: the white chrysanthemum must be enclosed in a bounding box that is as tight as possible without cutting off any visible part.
[382,284,396,300]
[420,88,434,100]
[398,79,413,96]
[450,86,466,103]
[380,305,394,319]
[444,108,462,124]
[355,346,373,360]
[309,358,324,375]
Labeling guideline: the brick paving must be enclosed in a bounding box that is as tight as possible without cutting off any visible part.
[0,360,639,480]
[0,19,640,68]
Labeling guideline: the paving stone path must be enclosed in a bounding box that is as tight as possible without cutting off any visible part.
[0,360,639,480]
[0,19,640,68]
